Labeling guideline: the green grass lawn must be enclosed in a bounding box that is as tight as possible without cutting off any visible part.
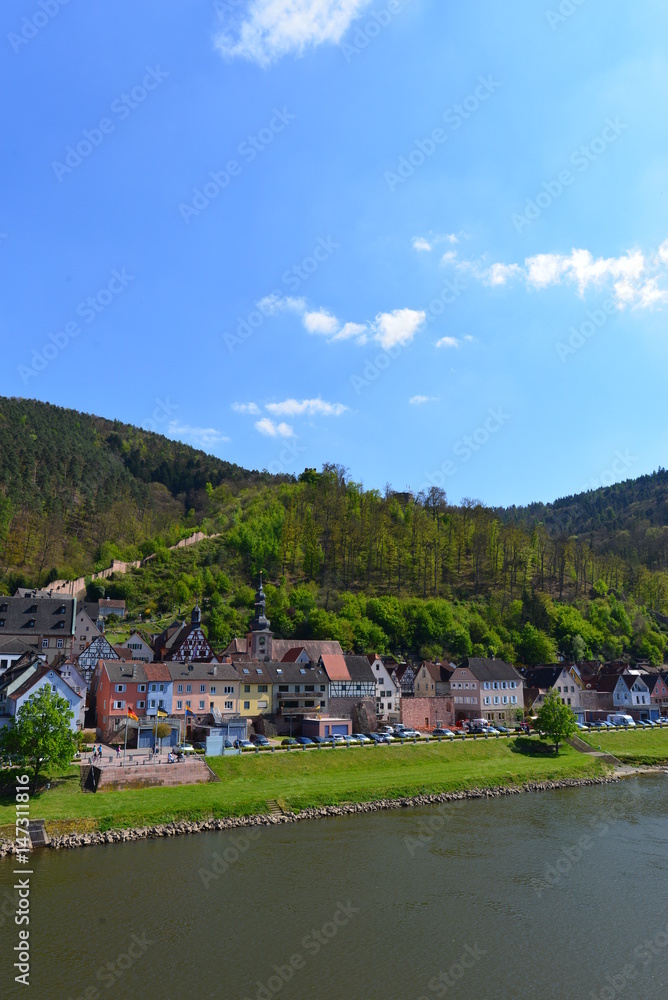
[582,726,668,765]
[0,738,610,837]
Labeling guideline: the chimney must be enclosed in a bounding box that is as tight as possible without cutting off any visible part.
[213,665,217,677]
[132,665,137,678]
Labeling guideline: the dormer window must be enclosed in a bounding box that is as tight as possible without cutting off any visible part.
[25,619,36,629]
[54,620,65,629]
[0,603,7,613]
[26,604,38,614]
[57,606,66,615]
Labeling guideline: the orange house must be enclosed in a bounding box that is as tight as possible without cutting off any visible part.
[92,659,149,740]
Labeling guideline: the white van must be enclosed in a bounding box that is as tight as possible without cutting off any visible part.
[607,713,636,728]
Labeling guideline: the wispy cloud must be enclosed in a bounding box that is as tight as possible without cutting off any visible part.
[265,398,348,417]
[413,233,458,253]
[435,336,460,349]
[215,0,373,67]
[257,293,306,315]
[461,241,668,309]
[167,421,230,448]
[231,402,260,415]
[409,395,438,405]
[255,417,295,438]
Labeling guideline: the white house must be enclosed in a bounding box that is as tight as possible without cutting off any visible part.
[367,654,401,722]
[120,632,154,663]
[3,663,84,732]
[613,672,654,718]
[57,662,88,728]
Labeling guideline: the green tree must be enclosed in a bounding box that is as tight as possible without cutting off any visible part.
[534,688,578,753]
[0,686,76,792]
[517,623,557,665]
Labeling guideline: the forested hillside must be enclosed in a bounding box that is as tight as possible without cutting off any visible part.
[2,396,668,667]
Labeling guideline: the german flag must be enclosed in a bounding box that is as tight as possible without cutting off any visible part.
[127,707,139,721]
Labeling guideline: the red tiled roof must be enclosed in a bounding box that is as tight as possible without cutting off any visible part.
[320,653,350,681]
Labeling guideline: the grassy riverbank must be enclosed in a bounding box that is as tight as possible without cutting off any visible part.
[582,726,668,765]
[0,738,611,838]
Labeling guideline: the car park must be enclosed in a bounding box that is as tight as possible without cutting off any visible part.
[431,728,454,737]
[252,735,270,746]
[281,737,298,747]
[294,736,314,746]
[352,733,372,743]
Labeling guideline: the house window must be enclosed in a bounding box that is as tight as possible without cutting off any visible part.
[200,684,205,693]
[511,696,517,704]
[320,685,325,692]
[150,700,156,708]
[177,700,182,710]
[113,700,125,710]
[244,701,250,710]
[258,685,268,693]
[225,701,233,710]
[177,684,183,694]
[137,701,145,709]
[186,684,191,693]
[151,684,156,692]
[115,684,126,693]
[223,686,233,694]
[42,639,49,648]
[279,685,288,692]
[0,619,4,627]
[210,686,217,694]
[244,685,250,693]
[26,620,36,628]
[199,700,205,710]
[138,685,146,692]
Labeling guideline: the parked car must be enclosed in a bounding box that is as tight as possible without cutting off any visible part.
[342,735,360,744]
[368,733,390,744]
[235,739,255,750]
[575,722,589,731]
[494,725,511,734]
[635,720,651,728]
[397,728,420,739]
[175,743,195,754]
[252,735,270,746]
[294,736,314,746]
[432,728,454,737]
[352,733,372,743]
[311,736,330,744]
[467,726,489,735]
[281,738,298,746]
[588,720,609,729]
[223,739,233,748]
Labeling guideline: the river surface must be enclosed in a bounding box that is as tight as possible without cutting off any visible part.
[1,776,668,999]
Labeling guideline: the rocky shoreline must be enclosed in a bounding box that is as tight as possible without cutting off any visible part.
[0,774,629,857]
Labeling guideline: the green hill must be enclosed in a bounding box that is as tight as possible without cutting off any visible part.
[1,395,668,667]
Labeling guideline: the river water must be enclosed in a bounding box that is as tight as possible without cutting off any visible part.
[1,776,668,999]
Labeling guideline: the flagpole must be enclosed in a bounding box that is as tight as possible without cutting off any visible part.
[123,714,128,766]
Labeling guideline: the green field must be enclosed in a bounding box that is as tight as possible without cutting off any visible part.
[0,738,610,837]
[582,726,668,765]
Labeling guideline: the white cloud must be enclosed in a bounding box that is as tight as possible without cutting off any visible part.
[414,233,459,254]
[265,398,348,417]
[303,309,339,335]
[471,242,668,309]
[215,0,373,67]
[231,402,260,415]
[167,422,229,448]
[331,321,368,344]
[255,417,294,438]
[257,293,306,315]
[463,334,474,342]
[435,336,460,349]
[412,237,432,252]
[373,308,426,349]
[409,395,438,405]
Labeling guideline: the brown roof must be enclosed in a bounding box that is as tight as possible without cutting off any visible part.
[420,662,455,684]
[280,647,307,662]
[113,646,135,660]
[320,653,350,681]
[143,663,172,682]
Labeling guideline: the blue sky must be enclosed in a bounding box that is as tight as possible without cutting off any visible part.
[2,0,668,507]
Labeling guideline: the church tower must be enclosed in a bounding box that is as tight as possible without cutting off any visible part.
[248,573,273,661]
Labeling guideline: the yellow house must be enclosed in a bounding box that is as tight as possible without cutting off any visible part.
[235,662,273,718]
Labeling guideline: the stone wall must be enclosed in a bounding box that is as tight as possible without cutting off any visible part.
[401,697,455,730]
[328,697,377,731]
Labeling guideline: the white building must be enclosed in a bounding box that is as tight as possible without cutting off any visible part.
[121,632,154,663]
[2,663,84,732]
[367,654,401,722]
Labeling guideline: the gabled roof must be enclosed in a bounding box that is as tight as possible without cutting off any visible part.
[0,636,39,656]
[458,658,523,682]
[419,661,455,685]
[143,663,173,683]
[645,673,667,694]
[273,639,344,661]
[264,661,328,683]
[99,598,126,610]
[100,659,149,684]
[8,662,81,704]
[168,661,239,682]
[114,646,135,660]
[320,653,350,681]
[523,666,569,690]
[280,647,308,662]
[343,655,377,683]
